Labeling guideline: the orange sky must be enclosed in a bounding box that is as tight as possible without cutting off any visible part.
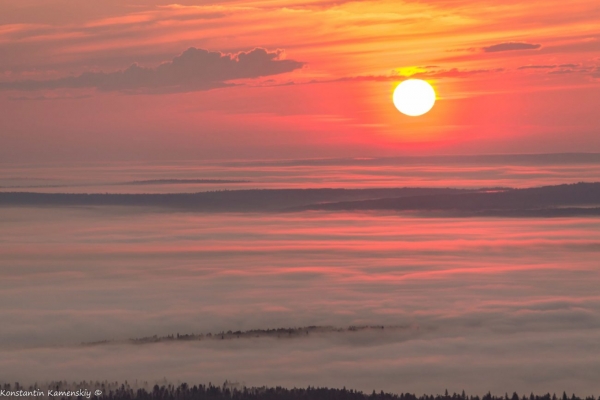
[1,0,599,162]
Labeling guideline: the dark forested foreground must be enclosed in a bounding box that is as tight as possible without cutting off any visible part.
[1,382,597,400]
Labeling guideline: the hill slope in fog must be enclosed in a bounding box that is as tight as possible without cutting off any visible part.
[295,182,600,216]
[0,188,473,211]
[2,183,600,216]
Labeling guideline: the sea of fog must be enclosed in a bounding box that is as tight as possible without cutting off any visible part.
[3,154,600,193]
[1,208,599,395]
[1,155,600,395]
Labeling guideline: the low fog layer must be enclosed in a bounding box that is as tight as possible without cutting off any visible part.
[3,328,600,396]
[3,155,600,194]
[1,208,599,394]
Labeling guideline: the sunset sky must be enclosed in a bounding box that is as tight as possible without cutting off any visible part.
[3,2,600,393]
[1,0,600,163]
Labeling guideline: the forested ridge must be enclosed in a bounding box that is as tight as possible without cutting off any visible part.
[82,325,395,346]
[3,183,600,216]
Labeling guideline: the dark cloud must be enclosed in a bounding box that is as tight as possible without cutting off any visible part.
[0,47,304,93]
[517,65,557,69]
[482,42,541,52]
[548,69,575,74]
[518,63,580,70]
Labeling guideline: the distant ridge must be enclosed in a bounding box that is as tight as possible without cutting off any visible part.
[0,188,472,212]
[122,179,250,185]
[294,182,600,216]
[0,178,249,189]
[2,183,600,216]
[222,152,600,167]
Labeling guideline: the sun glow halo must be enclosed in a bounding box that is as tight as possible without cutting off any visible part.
[393,79,436,117]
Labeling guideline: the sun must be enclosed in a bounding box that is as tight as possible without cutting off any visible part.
[393,79,436,117]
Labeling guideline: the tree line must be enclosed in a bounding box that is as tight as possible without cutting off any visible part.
[1,382,597,400]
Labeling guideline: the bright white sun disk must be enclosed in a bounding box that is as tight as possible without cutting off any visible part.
[393,79,436,116]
